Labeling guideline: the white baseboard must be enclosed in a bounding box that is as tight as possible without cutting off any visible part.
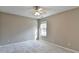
[52,43,79,53]
[43,40,79,53]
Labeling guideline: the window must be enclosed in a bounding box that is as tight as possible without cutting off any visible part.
[35,20,47,40]
[40,21,47,37]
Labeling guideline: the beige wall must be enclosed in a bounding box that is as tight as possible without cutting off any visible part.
[46,7,79,51]
[0,12,37,45]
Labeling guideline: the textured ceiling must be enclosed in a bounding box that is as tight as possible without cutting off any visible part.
[0,6,78,19]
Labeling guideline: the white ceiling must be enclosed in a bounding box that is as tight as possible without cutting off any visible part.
[0,6,78,19]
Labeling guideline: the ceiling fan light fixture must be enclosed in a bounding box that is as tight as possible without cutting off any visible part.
[34,12,40,16]
[33,6,44,16]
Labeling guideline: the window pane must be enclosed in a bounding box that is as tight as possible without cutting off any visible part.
[40,21,47,36]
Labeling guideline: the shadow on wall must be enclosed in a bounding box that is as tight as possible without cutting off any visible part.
[0,12,37,45]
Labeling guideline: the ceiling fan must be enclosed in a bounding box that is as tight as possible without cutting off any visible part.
[32,6,46,16]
